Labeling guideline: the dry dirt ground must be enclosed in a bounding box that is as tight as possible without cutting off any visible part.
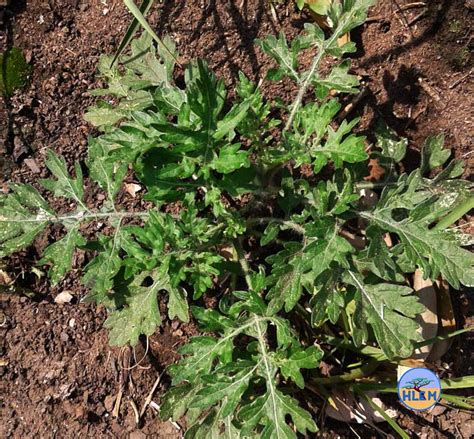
[0,0,473,437]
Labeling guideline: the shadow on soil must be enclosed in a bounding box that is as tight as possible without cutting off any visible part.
[151,0,457,142]
[358,0,455,68]
[349,0,459,143]
[154,0,307,79]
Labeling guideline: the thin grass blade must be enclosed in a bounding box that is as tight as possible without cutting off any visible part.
[441,394,474,410]
[414,326,474,350]
[111,0,155,67]
[355,390,410,439]
[123,0,181,66]
[441,375,474,390]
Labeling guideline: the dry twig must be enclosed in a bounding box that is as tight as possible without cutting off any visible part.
[112,389,123,418]
[139,371,165,418]
[392,0,415,37]
[366,15,385,23]
[395,2,426,12]
[112,346,132,418]
[337,86,369,122]
[408,9,427,26]
[449,69,473,89]
[129,399,140,425]
[418,78,445,108]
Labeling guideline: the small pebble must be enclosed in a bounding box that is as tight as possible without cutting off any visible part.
[24,158,41,174]
[430,405,447,416]
[124,183,142,198]
[13,137,28,162]
[54,291,74,304]
[104,395,115,412]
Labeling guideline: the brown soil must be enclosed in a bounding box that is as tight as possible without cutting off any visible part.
[0,0,472,438]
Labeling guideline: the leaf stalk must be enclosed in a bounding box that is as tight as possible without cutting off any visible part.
[433,196,474,231]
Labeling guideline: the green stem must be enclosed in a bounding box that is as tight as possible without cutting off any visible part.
[284,30,340,132]
[283,5,364,132]
[440,394,474,410]
[321,326,474,364]
[324,336,387,360]
[1,209,151,225]
[352,382,397,393]
[230,245,238,293]
[233,239,253,290]
[246,217,305,235]
[433,196,474,231]
[440,375,474,390]
[355,180,398,190]
[354,383,474,409]
[413,325,474,350]
[354,376,474,394]
[254,317,286,437]
[310,360,379,385]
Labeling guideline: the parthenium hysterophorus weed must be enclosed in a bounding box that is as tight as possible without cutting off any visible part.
[1,0,473,436]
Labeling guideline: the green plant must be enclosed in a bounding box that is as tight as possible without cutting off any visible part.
[0,47,31,97]
[271,0,332,16]
[296,0,332,15]
[1,0,473,436]
[448,19,461,34]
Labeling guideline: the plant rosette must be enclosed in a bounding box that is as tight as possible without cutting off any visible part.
[1,0,473,436]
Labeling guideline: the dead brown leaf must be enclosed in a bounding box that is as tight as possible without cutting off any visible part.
[325,389,397,424]
[426,280,456,362]
[124,183,142,198]
[411,269,438,361]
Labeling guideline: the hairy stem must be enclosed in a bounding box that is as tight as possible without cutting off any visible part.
[284,48,328,132]
[283,12,354,132]
[0,209,151,225]
[254,317,285,439]
[233,239,253,290]
[246,217,305,235]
